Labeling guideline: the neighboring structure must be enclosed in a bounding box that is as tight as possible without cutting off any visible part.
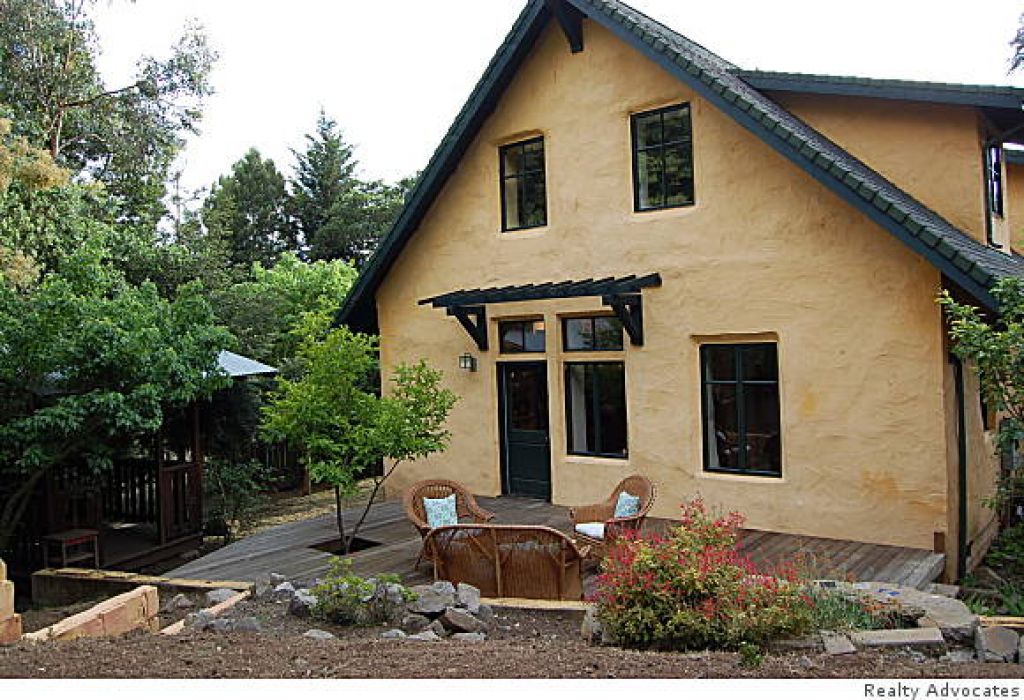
[338,0,1024,580]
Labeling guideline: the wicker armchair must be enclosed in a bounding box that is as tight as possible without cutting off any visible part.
[424,524,587,600]
[404,479,495,568]
[568,474,655,558]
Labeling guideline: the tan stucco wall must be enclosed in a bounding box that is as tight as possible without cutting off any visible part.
[775,93,988,243]
[1007,162,1024,253]
[376,20,952,554]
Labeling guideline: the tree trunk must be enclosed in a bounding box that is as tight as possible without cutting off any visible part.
[334,485,348,554]
[343,462,400,554]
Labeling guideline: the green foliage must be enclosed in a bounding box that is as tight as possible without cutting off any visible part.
[203,457,269,543]
[940,278,1024,510]
[985,523,1024,577]
[805,588,903,632]
[737,642,765,668]
[310,557,412,626]
[594,499,814,651]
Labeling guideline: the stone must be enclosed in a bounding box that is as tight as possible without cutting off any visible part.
[234,617,262,633]
[407,587,450,617]
[407,630,442,642]
[432,580,457,598]
[289,591,318,618]
[380,628,407,640]
[821,631,856,656]
[851,628,946,649]
[428,619,450,638]
[185,610,215,631]
[476,604,495,626]
[400,613,431,633]
[942,649,977,664]
[269,573,287,586]
[452,632,487,643]
[852,582,977,644]
[161,593,195,613]
[926,583,961,599]
[273,582,296,599]
[976,626,1019,663]
[205,588,238,606]
[253,583,274,601]
[1019,636,1024,665]
[304,629,336,641]
[384,582,407,607]
[455,583,481,613]
[439,606,486,634]
[208,618,234,632]
[769,635,823,652]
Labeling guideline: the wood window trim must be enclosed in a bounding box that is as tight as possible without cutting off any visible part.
[564,360,628,459]
[700,342,782,478]
[499,136,547,232]
[630,102,695,213]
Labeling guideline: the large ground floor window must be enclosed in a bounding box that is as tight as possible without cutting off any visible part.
[565,362,628,458]
[701,343,781,476]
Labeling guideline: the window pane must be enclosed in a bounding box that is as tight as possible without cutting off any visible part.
[500,322,525,353]
[702,346,735,381]
[507,365,548,431]
[664,145,694,207]
[595,364,627,457]
[594,317,624,350]
[523,320,546,352]
[522,140,545,173]
[637,150,664,210]
[564,318,592,351]
[706,383,740,469]
[742,344,778,381]
[662,105,690,144]
[744,384,781,472]
[566,364,596,454]
[521,172,547,227]
[635,112,662,149]
[503,177,520,229]
[502,144,522,177]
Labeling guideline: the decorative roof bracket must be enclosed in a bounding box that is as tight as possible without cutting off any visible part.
[602,293,644,346]
[448,305,488,351]
[545,0,585,53]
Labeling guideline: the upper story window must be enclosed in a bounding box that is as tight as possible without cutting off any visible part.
[631,103,695,212]
[563,316,624,352]
[499,319,546,353]
[701,343,782,477]
[986,144,1005,220]
[500,137,547,231]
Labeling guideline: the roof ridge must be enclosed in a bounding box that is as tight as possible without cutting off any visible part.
[734,68,1024,95]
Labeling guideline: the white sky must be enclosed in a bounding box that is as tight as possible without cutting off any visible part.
[89,0,1024,196]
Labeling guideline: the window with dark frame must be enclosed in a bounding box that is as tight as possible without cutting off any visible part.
[500,137,547,231]
[986,145,1005,219]
[701,343,781,477]
[499,319,546,354]
[565,362,628,458]
[631,103,695,212]
[563,316,624,352]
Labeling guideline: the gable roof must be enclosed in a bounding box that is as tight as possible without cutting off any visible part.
[338,0,1024,331]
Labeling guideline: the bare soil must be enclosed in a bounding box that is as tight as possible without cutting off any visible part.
[2,604,1023,679]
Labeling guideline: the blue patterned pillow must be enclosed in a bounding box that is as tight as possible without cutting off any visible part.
[423,493,458,528]
[613,491,641,518]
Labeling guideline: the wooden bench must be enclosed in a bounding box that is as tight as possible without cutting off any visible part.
[42,529,100,569]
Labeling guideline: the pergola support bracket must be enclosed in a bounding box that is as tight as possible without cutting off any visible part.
[602,293,644,346]
[448,305,488,350]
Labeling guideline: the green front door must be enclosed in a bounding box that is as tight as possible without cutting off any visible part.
[499,362,551,500]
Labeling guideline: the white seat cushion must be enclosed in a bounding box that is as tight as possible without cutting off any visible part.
[574,522,605,540]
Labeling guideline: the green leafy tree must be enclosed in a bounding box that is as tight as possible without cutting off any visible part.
[203,149,296,269]
[262,321,457,552]
[311,175,414,266]
[940,278,1024,509]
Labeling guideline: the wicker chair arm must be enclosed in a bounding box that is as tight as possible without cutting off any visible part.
[570,502,615,525]
[464,495,496,523]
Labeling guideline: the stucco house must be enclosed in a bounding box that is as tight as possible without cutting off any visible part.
[338,0,1024,580]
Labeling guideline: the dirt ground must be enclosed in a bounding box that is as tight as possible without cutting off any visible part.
[3,604,1024,679]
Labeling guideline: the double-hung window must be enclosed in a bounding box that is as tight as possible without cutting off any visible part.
[631,103,695,211]
[500,137,547,231]
[701,343,782,476]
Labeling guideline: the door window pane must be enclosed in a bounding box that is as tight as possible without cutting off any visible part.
[566,362,627,458]
[500,137,547,231]
[701,343,781,476]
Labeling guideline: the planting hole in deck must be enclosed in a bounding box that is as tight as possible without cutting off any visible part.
[310,537,382,555]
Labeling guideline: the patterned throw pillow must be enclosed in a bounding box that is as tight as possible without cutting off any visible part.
[423,493,458,528]
[613,491,641,518]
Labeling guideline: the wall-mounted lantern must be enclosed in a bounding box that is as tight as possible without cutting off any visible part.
[458,352,478,373]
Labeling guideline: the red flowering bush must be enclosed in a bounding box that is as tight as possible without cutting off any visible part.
[592,498,814,650]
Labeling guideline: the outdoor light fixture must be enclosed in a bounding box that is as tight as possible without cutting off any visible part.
[459,352,478,372]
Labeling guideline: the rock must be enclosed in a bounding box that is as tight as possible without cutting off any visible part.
[769,635,823,652]
[581,607,606,646]
[852,582,977,644]
[161,593,194,613]
[428,619,449,638]
[400,613,431,633]
[185,610,215,631]
[273,582,296,600]
[926,583,961,599]
[1019,636,1024,665]
[851,628,946,649]
[821,631,856,656]
[304,629,336,641]
[407,587,450,617]
[384,582,407,606]
[455,583,481,613]
[269,573,287,586]
[476,604,495,626]
[407,630,442,642]
[208,618,234,632]
[942,649,977,664]
[432,580,457,598]
[253,583,274,601]
[206,588,238,606]
[234,617,262,633]
[452,632,487,642]
[439,606,486,634]
[380,628,407,640]
[976,626,1019,663]
[289,591,318,618]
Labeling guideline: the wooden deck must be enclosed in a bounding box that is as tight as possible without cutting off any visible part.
[166,496,944,589]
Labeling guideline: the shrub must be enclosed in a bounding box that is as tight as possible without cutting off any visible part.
[805,587,905,631]
[592,498,814,651]
[310,557,413,626]
[204,458,269,543]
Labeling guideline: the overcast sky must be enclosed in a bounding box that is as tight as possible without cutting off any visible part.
[88,0,1024,196]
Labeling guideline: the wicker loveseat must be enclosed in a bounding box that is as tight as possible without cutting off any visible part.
[568,474,656,558]
[403,479,495,568]
[423,524,587,600]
